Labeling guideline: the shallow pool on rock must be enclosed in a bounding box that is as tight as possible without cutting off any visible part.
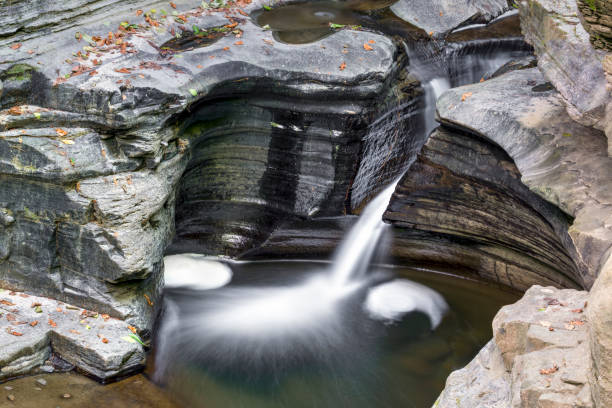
[151,261,519,408]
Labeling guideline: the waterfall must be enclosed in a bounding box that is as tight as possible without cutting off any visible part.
[331,180,400,287]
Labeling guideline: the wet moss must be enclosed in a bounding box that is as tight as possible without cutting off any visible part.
[1,64,36,82]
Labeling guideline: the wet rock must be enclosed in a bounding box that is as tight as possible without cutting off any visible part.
[384,127,583,291]
[390,0,509,37]
[436,286,593,408]
[36,378,47,386]
[0,289,144,381]
[0,0,401,334]
[437,68,612,289]
[518,0,612,155]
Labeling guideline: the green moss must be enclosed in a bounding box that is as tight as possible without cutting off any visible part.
[23,206,41,222]
[584,0,597,11]
[1,64,36,82]
[11,156,36,173]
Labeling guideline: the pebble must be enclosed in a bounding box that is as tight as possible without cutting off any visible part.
[4,386,13,391]
[62,393,71,399]
[36,378,47,386]
[7,394,15,401]
[40,365,54,373]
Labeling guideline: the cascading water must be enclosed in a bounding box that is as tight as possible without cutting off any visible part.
[153,10,532,407]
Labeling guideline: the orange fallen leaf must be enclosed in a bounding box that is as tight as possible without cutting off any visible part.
[8,106,22,115]
[571,308,583,313]
[479,77,485,82]
[9,43,22,50]
[128,325,138,334]
[56,128,68,137]
[0,300,15,306]
[69,329,81,335]
[368,39,375,44]
[363,43,373,51]
[223,47,230,51]
[428,31,434,36]
[144,294,154,307]
[102,338,109,344]
[263,39,274,45]
[234,41,244,45]
[339,61,346,71]
[170,2,177,8]
[196,64,203,68]
[115,67,131,74]
[101,314,110,321]
[48,319,57,328]
[6,328,23,336]
[56,307,62,312]
[225,22,238,29]
[540,365,559,375]
[461,92,473,102]
[439,11,443,16]
[569,320,585,326]
[238,9,248,16]
[136,9,143,16]
[30,321,38,327]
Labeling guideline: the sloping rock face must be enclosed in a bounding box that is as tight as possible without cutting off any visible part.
[518,0,612,156]
[577,0,612,50]
[432,67,612,407]
[437,68,612,289]
[0,0,403,373]
[384,127,583,291]
[390,0,510,37]
[435,286,593,408]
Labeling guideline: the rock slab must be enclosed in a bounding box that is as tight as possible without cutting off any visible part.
[0,288,144,381]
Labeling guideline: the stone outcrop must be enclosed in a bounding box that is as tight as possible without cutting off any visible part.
[0,0,406,375]
[432,66,612,407]
[437,68,612,289]
[577,0,612,50]
[0,288,143,381]
[390,0,510,37]
[384,127,583,291]
[435,286,593,407]
[518,0,612,156]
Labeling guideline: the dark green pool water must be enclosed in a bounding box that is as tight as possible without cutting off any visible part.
[153,261,518,408]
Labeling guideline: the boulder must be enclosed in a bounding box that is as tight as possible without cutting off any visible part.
[436,286,593,408]
[518,0,612,155]
[0,288,144,381]
[437,68,612,289]
[390,0,510,37]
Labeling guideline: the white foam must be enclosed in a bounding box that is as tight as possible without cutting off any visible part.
[163,254,232,290]
[364,279,448,328]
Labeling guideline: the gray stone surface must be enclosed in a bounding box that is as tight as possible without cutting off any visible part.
[0,0,402,332]
[0,288,144,381]
[437,67,612,289]
[391,0,509,37]
[436,285,593,408]
[384,127,584,291]
[518,0,612,155]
